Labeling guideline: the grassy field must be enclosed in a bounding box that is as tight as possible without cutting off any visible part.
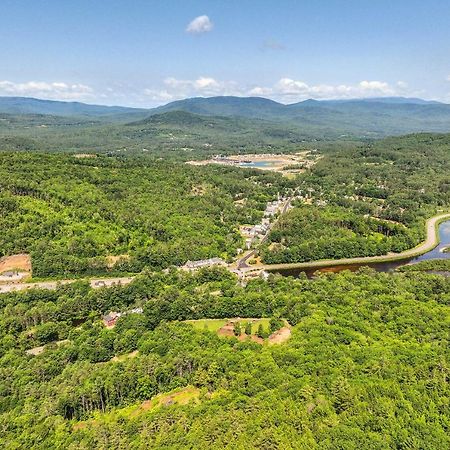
[185,318,272,333]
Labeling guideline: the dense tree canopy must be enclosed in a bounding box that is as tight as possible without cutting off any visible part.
[263,133,450,264]
[0,153,293,277]
[0,269,449,448]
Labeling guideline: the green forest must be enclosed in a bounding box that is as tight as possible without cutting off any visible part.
[0,152,293,277]
[1,133,449,277]
[0,268,449,448]
[262,134,450,264]
[2,2,450,448]
[1,113,449,448]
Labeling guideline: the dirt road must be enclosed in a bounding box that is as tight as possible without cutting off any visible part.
[0,277,134,294]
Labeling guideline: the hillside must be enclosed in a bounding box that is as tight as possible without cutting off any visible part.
[0,96,148,120]
[149,96,450,136]
[2,95,450,139]
[1,269,449,448]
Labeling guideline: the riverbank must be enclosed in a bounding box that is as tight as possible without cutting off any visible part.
[258,212,450,273]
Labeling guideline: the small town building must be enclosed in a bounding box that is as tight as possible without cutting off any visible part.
[182,257,226,271]
[103,311,121,327]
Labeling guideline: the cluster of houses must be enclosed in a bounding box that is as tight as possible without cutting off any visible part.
[240,197,289,249]
[102,307,143,327]
[181,257,226,271]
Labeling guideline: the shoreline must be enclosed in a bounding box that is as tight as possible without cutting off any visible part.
[257,212,450,272]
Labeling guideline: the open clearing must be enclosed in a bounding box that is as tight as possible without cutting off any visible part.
[0,254,32,274]
[73,386,201,431]
[185,318,290,344]
[111,350,139,362]
[187,151,319,176]
[138,386,200,413]
[186,318,271,333]
[105,254,130,268]
[0,254,32,282]
[268,327,291,344]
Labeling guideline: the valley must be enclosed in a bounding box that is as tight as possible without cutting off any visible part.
[1,96,450,450]
[3,3,450,448]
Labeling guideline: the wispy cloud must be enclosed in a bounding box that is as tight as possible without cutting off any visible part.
[261,39,286,51]
[186,15,213,34]
[0,80,94,100]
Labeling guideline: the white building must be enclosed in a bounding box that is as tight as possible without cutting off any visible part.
[182,257,226,271]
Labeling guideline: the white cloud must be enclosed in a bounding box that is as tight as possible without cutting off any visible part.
[247,86,273,97]
[145,76,240,102]
[359,80,394,95]
[446,75,450,82]
[194,77,220,89]
[186,15,213,34]
[268,78,397,101]
[143,76,419,105]
[0,80,94,100]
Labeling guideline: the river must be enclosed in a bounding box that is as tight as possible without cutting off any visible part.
[270,220,450,278]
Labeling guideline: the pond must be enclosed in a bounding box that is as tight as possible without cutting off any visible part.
[238,160,284,168]
[270,220,450,278]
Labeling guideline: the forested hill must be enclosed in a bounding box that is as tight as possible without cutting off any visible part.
[148,96,450,136]
[2,95,450,140]
[1,133,449,278]
[1,268,449,448]
[0,97,148,121]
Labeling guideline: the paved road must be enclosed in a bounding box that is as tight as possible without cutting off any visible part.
[258,212,450,272]
[236,197,293,270]
[1,212,447,294]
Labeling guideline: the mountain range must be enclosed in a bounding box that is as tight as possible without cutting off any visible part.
[1,95,450,137]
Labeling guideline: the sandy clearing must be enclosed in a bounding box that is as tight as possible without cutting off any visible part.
[0,253,32,275]
[268,327,291,345]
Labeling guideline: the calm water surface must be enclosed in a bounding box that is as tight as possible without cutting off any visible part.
[271,220,450,278]
[238,160,283,168]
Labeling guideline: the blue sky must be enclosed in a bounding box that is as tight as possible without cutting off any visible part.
[1,0,450,106]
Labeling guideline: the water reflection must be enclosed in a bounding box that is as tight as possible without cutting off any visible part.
[271,220,450,278]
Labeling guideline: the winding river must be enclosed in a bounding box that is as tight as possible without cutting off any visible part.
[269,219,450,278]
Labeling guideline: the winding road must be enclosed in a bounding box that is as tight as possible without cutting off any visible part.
[1,212,449,294]
[256,212,450,272]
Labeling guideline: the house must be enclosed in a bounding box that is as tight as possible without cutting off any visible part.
[102,307,143,327]
[245,238,253,249]
[103,311,121,327]
[182,257,226,271]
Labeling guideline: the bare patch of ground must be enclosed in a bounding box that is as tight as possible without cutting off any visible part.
[25,339,70,356]
[136,386,200,415]
[268,326,291,345]
[0,254,32,282]
[73,153,97,159]
[0,254,32,273]
[111,350,139,362]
